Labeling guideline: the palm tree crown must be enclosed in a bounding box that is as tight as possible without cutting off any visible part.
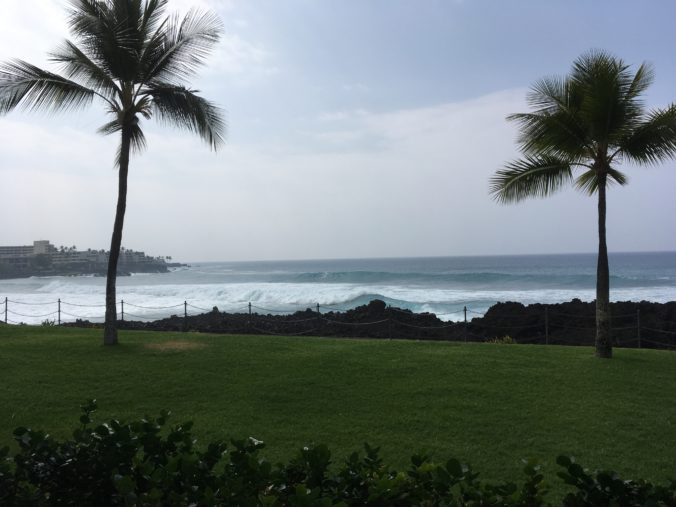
[490,50,676,202]
[0,0,224,151]
[490,50,676,359]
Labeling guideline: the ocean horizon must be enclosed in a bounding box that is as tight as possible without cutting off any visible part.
[2,251,676,325]
[184,249,676,265]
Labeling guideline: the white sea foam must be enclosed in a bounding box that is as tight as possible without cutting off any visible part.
[3,278,676,325]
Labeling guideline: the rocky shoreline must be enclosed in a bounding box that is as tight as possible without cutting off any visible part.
[65,298,676,350]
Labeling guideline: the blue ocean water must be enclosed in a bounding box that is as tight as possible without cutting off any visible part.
[2,252,676,324]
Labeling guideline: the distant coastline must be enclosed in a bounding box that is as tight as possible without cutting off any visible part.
[0,240,183,280]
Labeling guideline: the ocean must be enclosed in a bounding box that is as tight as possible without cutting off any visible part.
[2,251,676,325]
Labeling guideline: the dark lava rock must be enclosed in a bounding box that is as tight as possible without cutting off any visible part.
[64,299,676,350]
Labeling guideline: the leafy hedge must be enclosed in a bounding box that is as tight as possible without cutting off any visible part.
[0,401,673,506]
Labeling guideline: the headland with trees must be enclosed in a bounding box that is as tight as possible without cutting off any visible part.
[0,240,181,279]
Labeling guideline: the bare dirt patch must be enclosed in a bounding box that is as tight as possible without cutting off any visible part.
[144,340,208,352]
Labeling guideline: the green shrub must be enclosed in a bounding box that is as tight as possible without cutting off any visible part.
[0,402,673,506]
[556,455,676,506]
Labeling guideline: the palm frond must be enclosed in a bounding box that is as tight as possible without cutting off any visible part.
[49,39,120,100]
[142,8,222,85]
[508,111,590,159]
[510,74,593,158]
[0,59,96,114]
[129,123,147,153]
[145,84,225,149]
[574,168,599,195]
[574,167,627,195]
[67,0,115,53]
[569,49,651,146]
[66,0,104,32]
[135,0,169,76]
[134,95,152,119]
[490,155,573,203]
[98,119,122,136]
[140,0,168,37]
[67,0,143,82]
[570,49,623,86]
[526,76,570,115]
[624,62,654,102]
[619,105,676,165]
[114,123,147,167]
[137,18,170,84]
[112,0,142,33]
[608,167,628,186]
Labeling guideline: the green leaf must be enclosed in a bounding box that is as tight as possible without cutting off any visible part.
[113,474,136,495]
[556,455,572,467]
[446,458,464,478]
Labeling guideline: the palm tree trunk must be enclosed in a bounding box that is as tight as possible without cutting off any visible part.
[103,127,132,346]
[596,173,612,358]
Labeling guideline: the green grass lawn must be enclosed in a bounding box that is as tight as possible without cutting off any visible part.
[0,325,674,494]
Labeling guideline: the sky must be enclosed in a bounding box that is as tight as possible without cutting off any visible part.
[1,0,676,262]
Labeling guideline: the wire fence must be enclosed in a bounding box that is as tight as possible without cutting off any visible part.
[1,296,675,350]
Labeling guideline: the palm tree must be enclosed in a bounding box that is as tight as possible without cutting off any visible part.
[490,50,676,358]
[0,0,225,345]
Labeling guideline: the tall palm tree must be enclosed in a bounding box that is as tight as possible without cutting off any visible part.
[490,50,676,358]
[0,0,225,345]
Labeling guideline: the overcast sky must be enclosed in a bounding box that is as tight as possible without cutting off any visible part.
[1,0,676,262]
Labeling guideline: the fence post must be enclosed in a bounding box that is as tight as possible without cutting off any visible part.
[248,302,252,316]
[637,309,641,349]
[121,300,124,322]
[4,297,7,324]
[545,306,549,345]
[183,301,187,332]
[463,306,467,342]
[58,298,61,326]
